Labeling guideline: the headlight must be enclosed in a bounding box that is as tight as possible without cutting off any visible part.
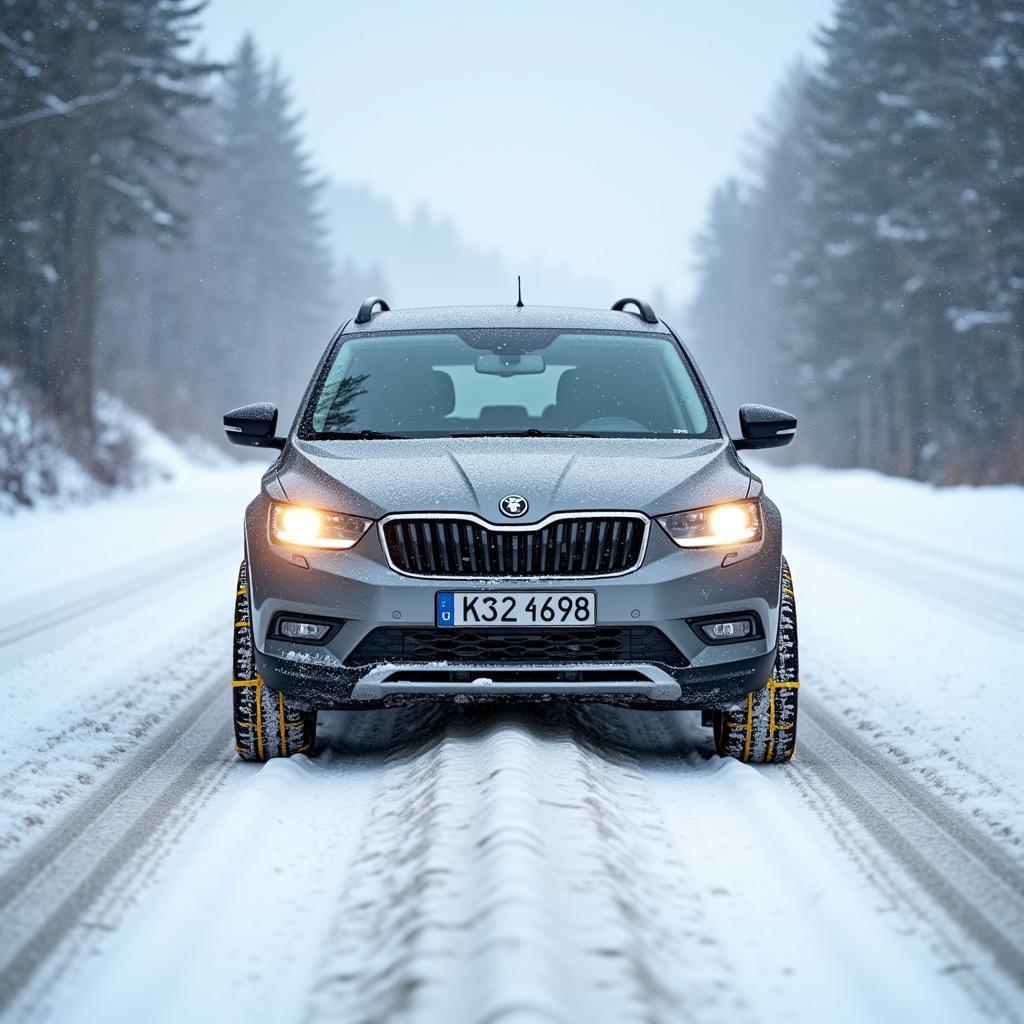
[658,499,762,548]
[269,502,372,550]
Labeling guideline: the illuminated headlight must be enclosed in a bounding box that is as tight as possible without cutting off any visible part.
[269,502,372,550]
[658,499,762,548]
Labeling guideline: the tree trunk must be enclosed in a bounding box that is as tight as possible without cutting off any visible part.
[857,379,874,468]
[893,348,919,479]
[48,9,101,439]
[51,119,100,438]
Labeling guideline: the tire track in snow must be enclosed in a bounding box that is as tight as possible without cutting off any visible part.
[20,711,398,1024]
[784,510,1020,637]
[0,673,230,1011]
[0,626,228,868]
[782,744,1013,1019]
[581,706,1001,1023]
[0,528,237,651]
[308,707,743,1024]
[793,695,1024,1013]
[783,501,1024,586]
[4,694,1014,1023]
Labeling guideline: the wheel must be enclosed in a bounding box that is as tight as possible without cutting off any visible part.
[712,557,799,764]
[232,560,316,761]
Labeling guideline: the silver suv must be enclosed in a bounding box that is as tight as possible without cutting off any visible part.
[225,297,800,764]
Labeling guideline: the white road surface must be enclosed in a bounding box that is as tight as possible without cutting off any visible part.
[0,461,1022,1023]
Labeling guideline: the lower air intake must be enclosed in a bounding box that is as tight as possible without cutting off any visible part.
[346,626,685,667]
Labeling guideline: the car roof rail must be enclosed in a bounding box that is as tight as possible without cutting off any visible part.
[611,297,658,324]
[354,296,391,324]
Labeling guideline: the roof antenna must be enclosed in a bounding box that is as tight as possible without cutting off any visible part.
[516,275,524,308]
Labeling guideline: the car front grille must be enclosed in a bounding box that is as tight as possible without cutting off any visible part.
[345,626,685,667]
[380,514,647,578]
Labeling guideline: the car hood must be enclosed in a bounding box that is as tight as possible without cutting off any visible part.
[274,437,751,522]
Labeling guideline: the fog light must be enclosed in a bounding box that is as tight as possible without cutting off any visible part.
[702,619,752,641]
[276,618,332,642]
[687,612,761,645]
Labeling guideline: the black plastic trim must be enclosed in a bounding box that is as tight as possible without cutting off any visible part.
[611,297,659,324]
[253,645,776,711]
[354,296,391,324]
[223,403,286,449]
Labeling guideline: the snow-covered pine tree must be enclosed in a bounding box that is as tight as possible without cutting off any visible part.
[971,0,1024,480]
[249,58,334,406]
[686,63,814,443]
[787,0,920,474]
[687,180,755,426]
[95,34,336,434]
[733,61,815,438]
[0,0,214,447]
[805,0,1024,479]
[692,0,1024,483]
[190,36,333,420]
[212,35,275,404]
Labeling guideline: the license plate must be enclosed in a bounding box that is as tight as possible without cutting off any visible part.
[436,591,597,628]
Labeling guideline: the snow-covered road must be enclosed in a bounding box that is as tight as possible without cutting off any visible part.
[1,463,1022,1023]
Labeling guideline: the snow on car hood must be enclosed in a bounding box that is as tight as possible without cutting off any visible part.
[275,436,751,522]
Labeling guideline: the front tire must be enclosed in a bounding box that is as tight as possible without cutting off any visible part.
[712,557,799,764]
[232,561,316,761]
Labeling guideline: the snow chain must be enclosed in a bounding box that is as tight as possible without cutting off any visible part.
[714,558,800,764]
[232,561,315,761]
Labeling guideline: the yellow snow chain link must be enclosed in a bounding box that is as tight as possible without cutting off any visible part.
[766,683,777,761]
[742,691,754,761]
[278,692,288,757]
[254,680,264,760]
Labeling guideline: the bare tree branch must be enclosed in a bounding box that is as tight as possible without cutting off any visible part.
[0,77,133,131]
[0,30,45,61]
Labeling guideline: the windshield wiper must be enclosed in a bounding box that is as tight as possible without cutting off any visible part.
[522,428,600,438]
[448,428,601,438]
[322,429,406,440]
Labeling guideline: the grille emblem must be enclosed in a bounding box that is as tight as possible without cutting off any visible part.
[498,494,529,518]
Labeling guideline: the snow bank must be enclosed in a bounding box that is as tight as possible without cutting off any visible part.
[1,457,261,603]
[0,364,233,514]
[0,366,97,512]
[0,459,261,867]
[760,460,1024,860]
[756,460,1024,569]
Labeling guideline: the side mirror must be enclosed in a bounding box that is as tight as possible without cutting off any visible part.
[734,404,797,450]
[223,403,286,449]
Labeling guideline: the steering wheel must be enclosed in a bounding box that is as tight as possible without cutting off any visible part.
[575,416,651,433]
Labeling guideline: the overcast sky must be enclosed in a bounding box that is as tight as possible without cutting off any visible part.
[199,1,834,304]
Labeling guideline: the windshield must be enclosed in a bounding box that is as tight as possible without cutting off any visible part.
[303,329,717,439]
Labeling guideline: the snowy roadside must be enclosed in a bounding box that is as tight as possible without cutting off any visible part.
[1,457,262,602]
[759,460,1024,573]
[1,456,1022,1023]
[758,461,1024,862]
[0,455,264,870]
[27,705,994,1024]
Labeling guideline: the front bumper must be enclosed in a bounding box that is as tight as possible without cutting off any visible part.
[244,495,783,711]
[253,646,777,710]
